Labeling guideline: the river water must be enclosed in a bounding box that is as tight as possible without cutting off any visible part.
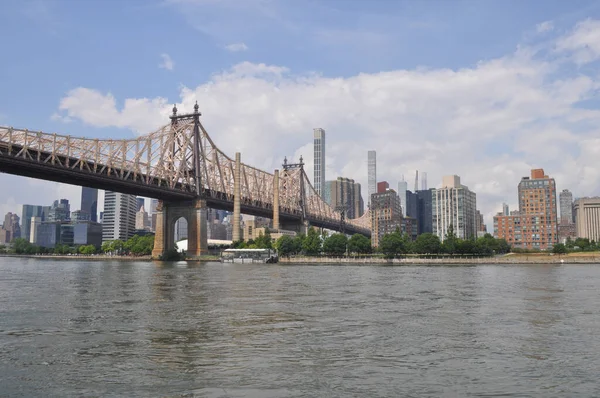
[1,258,600,397]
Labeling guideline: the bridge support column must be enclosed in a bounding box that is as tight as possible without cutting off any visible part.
[232,152,241,242]
[152,199,208,260]
[273,169,279,230]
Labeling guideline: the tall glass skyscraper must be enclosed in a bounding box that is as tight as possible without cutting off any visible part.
[397,179,408,216]
[367,151,376,206]
[21,204,46,242]
[81,187,98,222]
[313,128,326,199]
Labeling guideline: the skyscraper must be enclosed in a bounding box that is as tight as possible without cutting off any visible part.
[397,179,408,216]
[558,189,576,242]
[324,177,364,219]
[81,187,98,222]
[432,175,477,241]
[313,128,326,199]
[47,199,70,222]
[367,151,376,206]
[102,191,137,242]
[21,204,46,243]
[502,203,509,216]
[1,212,21,242]
[136,197,145,212]
[559,189,574,223]
[150,198,159,231]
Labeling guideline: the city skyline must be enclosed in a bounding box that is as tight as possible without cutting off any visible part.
[2,2,600,229]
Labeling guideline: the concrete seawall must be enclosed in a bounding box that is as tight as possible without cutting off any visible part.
[280,256,600,265]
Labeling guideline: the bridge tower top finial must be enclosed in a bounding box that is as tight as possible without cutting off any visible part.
[299,155,303,165]
[283,156,287,166]
[194,101,199,114]
[172,104,178,116]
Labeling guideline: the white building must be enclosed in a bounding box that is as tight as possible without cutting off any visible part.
[574,197,600,242]
[313,128,326,199]
[102,191,137,242]
[432,175,477,241]
[397,179,408,216]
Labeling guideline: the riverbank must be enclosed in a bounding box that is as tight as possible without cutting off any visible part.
[281,253,600,264]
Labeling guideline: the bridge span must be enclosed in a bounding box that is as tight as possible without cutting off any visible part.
[0,104,371,257]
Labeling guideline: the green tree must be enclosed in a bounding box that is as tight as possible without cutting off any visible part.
[443,224,459,254]
[379,232,405,258]
[254,229,273,249]
[414,233,442,254]
[322,233,348,256]
[12,238,32,254]
[347,234,372,254]
[78,245,97,255]
[302,228,322,255]
[553,243,568,254]
[456,239,475,254]
[292,234,304,254]
[275,235,295,257]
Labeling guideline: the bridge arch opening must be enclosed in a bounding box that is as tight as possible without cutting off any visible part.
[173,216,188,253]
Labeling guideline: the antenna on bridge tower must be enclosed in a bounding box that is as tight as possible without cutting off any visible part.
[414,170,419,192]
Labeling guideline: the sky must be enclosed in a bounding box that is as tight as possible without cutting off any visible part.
[2,0,600,229]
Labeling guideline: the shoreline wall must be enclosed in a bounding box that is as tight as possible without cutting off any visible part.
[280,256,600,265]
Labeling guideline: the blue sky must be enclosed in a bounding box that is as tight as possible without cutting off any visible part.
[2,0,600,227]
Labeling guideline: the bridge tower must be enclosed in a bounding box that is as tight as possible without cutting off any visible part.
[152,103,208,259]
[280,156,309,235]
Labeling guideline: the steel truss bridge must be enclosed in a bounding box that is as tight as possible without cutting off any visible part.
[0,104,371,237]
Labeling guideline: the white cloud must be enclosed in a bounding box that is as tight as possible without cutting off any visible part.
[225,42,249,52]
[159,53,175,71]
[10,18,600,229]
[556,19,600,64]
[536,20,554,33]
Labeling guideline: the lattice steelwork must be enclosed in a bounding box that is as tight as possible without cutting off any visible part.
[0,107,370,234]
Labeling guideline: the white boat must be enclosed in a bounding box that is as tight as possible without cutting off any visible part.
[220,248,278,263]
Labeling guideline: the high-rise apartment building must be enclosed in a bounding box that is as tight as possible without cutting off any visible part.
[313,128,326,199]
[102,191,137,242]
[502,203,509,216]
[367,151,376,206]
[517,169,558,249]
[432,175,477,241]
[81,187,98,222]
[21,205,46,243]
[370,189,402,247]
[324,177,364,219]
[574,197,600,242]
[397,180,408,216]
[495,169,558,249]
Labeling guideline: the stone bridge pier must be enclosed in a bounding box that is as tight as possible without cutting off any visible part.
[152,199,208,259]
